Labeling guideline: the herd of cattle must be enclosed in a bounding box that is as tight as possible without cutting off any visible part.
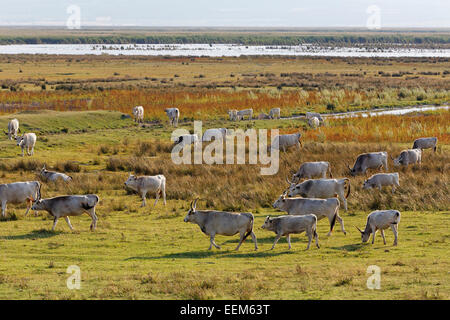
[0,109,439,251]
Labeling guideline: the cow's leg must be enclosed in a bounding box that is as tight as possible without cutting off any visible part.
[371,227,377,244]
[21,146,24,157]
[51,217,59,231]
[153,190,160,208]
[271,234,282,250]
[326,215,334,236]
[1,201,7,218]
[339,193,348,212]
[234,231,246,251]
[391,224,398,246]
[287,234,292,250]
[86,208,98,231]
[306,232,312,250]
[64,217,74,231]
[140,190,147,207]
[380,229,386,245]
[209,233,220,250]
[392,186,396,193]
[24,198,32,216]
[250,232,258,251]
[314,229,320,248]
[162,188,166,206]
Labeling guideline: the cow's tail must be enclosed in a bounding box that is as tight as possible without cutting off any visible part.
[242,214,255,242]
[36,182,42,200]
[344,178,351,198]
[330,206,338,233]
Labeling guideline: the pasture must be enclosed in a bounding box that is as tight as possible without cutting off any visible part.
[0,109,448,299]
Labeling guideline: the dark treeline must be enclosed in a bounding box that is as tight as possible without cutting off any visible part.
[0,34,449,46]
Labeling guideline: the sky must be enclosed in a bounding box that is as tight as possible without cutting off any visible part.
[0,0,449,28]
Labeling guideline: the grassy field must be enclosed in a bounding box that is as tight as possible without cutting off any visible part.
[0,110,448,299]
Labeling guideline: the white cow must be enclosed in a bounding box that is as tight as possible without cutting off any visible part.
[236,109,253,121]
[412,137,437,152]
[261,215,319,250]
[228,110,238,121]
[286,177,351,211]
[124,174,166,207]
[4,119,19,140]
[273,193,346,236]
[0,181,41,217]
[132,106,144,123]
[272,133,302,152]
[392,149,422,167]
[363,173,399,193]
[165,108,180,127]
[292,161,332,182]
[269,108,281,119]
[40,165,73,183]
[356,210,401,246]
[306,112,324,123]
[31,195,99,231]
[308,117,320,128]
[202,128,227,142]
[16,133,36,157]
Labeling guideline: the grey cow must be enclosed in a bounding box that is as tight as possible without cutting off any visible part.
[31,194,99,231]
[183,198,257,251]
[348,152,388,176]
[356,210,401,246]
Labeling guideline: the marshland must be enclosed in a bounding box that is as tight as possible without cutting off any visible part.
[0,40,448,299]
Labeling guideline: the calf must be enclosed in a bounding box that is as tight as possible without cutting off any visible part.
[16,133,36,157]
[356,210,401,246]
[412,137,437,152]
[292,161,332,182]
[392,149,422,167]
[0,181,41,217]
[363,173,399,193]
[124,174,166,207]
[273,193,345,236]
[183,199,257,251]
[236,108,253,121]
[308,117,320,128]
[286,177,351,211]
[261,215,319,250]
[40,165,73,183]
[31,195,99,231]
[4,119,19,140]
[306,112,324,123]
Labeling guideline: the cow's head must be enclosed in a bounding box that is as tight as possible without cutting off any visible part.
[362,179,373,190]
[261,216,274,231]
[31,199,44,211]
[272,191,288,209]
[124,173,139,191]
[40,165,47,174]
[355,226,371,243]
[347,163,357,176]
[184,198,199,223]
[16,135,24,146]
[392,156,402,167]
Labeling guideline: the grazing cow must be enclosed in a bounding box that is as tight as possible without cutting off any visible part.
[272,133,302,152]
[306,112,324,123]
[292,161,332,182]
[236,108,253,121]
[286,177,351,211]
[0,181,41,217]
[269,108,281,119]
[356,210,401,246]
[228,110,238,121]
[40,165,73,183]
[165,108,180,127]
[392,149,422,167]
[16,133,36,157]
[363,173,399,193]
[4,119,19,140]
[348,152,388,176]
[173,134,199,147]
[308,117,320,128]
[261,215,319,250]
[258,112,270,120]
[412,137,437,152]
[202,128,227,142]
[273,193,345,236]
[183,199,257,251]
[132,106,144,123]
[124,174,166,207]
[31,195,99,231]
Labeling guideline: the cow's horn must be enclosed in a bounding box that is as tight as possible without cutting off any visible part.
[354,226,363,234]
[286,176,292,185]
[193,198,199,210]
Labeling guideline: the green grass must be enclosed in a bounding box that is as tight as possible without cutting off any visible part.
[0,110,448,299]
